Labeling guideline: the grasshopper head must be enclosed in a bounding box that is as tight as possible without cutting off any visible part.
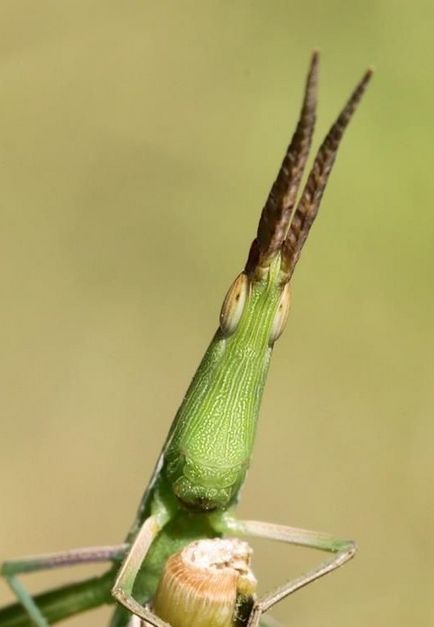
[163,53,372,515]
[217,52,372,346]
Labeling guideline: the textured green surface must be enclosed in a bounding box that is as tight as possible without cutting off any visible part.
[165,264,281,510]
[0,2,433,627]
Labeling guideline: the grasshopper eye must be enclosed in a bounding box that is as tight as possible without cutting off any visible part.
[269,282,291,345]
[219,272,249,336]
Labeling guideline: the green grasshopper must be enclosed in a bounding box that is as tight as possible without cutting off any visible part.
[0,52,372,627]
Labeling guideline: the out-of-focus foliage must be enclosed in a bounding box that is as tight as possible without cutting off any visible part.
[0,2,432,626]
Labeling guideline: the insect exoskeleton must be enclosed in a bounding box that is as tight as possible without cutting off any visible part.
[269,281,291,345]
[219,272,250,336]
[166,453,248,512]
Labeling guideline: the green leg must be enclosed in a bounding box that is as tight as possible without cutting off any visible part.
[112,515,169,627]
[1,544,128,627]
[228,519,356,627]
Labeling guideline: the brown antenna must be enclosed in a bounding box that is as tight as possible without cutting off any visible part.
[281,68,373,281]
[245,51,319,276]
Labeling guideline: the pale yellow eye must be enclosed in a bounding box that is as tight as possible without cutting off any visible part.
[219,272,250,336]
[269,282,291,344]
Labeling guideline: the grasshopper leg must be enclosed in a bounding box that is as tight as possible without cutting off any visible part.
[221,517,356,627]
[1,544,128,627]
[112,515,169,627]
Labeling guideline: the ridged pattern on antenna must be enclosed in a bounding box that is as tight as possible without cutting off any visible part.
[281,68,373,281]
[245,51,319,276]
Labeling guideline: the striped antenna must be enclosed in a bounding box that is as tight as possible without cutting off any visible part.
[246,51,319,275]
[281,68,373,281]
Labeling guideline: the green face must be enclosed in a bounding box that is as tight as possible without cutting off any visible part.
[166,456,248,512]
[163,256,291,512]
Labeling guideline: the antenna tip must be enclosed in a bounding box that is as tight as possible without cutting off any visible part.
[311,49,320,63]
[363,67,374,83]
[353,67,374,99]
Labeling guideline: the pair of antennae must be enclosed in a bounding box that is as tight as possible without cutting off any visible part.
[245,51,372,281]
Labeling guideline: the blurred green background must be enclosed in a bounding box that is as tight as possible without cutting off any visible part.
[0,2,433,626]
